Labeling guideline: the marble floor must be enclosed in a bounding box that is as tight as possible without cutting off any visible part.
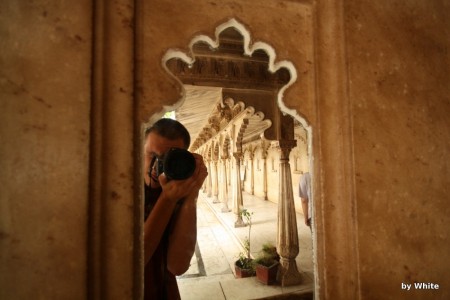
[177,191,315,300]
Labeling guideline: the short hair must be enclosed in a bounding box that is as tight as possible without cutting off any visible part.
[145,118,191,149]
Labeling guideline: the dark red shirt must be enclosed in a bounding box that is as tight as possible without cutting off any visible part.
[144,185,181,300]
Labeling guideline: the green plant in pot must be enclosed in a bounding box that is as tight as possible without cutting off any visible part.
[234,209,255,278]
[254,243,280,285]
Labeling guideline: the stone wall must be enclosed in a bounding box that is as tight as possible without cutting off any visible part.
[0,1,92,299]
[1,0,448,299]
[346,1,450,299]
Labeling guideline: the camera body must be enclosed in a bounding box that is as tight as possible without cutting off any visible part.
[155,148,196,180]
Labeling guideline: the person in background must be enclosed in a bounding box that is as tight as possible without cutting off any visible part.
[299,172,312,228]
[143,118,207,300]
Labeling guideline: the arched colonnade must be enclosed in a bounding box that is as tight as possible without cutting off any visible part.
[189,96,310,286]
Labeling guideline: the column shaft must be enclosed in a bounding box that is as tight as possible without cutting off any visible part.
[212,161,219,203]
[206,160,212,197]
[276,140,302,286]
[233,153,245,227]
[220,158,230,212]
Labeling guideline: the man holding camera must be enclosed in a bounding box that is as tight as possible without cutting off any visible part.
[143,118,208,300]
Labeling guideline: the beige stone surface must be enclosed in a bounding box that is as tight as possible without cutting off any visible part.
[0,1,92,299]
[346,1,450,299]
[1,0,448,299]
[136,0,315,124]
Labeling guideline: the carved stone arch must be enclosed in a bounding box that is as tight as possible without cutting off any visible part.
[242,143,251,153]
[233,119,249,154]
[161,18,304,141]
[253,143,262,160]
[232,101,245,118]
[220,98,233,124]
[242,145,252,183]
[242,145,251,162]
[210,120,221,134]
[294,122,309,159]
[289,143,301,173]
[243,143,256,158]
[254,137,270,160]
[223,97,235,108]
[159,18,313,287]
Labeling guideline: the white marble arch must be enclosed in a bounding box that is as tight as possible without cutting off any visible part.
[159,18,313,286]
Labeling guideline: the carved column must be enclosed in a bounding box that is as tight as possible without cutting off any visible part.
[228,158,232,190]
[233,152,245,227]
[201,149,207,193]
[276,140,302,286]
[220,156,231,212]
[202,178,207,193]
[206,159,212,198]
[202,167,207,193]
[212,160,219,203]
[262,148,268,200]
[248,152,254,195]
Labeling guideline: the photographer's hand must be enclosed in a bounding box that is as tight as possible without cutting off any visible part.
[158,153,208,204]
[144,153,207,271]
[164,153,208,275]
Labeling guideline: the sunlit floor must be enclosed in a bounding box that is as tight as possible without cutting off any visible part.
[177,191,314,300]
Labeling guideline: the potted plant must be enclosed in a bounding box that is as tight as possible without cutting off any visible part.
[254,243,280,285]
[234,209,255,278]
[235,238,255,278]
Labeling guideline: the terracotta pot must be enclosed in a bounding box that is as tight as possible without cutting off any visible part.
[255,262,279,285]
[234,259,255,278]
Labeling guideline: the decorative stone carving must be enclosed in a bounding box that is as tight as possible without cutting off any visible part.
[275,139,302,286]
[162,19,303,288]
[166,55,290,90]
[233,151,245,228]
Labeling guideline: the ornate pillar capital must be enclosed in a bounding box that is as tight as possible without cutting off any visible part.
[276,139,297,160]
[260,138,270,159]
[232,152,243,160]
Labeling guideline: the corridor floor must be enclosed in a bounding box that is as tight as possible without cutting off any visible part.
[177,191,314,300]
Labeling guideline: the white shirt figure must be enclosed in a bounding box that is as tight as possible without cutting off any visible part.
[299,172,312,227]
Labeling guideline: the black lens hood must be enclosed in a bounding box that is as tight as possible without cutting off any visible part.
[163,148,196,180]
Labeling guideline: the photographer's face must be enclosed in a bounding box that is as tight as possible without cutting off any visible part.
[146,132,185,185]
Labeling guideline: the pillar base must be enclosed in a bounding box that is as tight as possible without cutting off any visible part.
[277,257,302,286]
[234,216,246,228]
[212,196,220,203]
[221,206,231,213]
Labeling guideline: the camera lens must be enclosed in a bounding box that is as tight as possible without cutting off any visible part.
[163,148,196,180]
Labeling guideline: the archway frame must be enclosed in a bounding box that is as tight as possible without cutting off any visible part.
[88,2,361,299]
[160,18,315,287]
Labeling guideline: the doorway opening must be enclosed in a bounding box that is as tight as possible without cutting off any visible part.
[144,18,315,298]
